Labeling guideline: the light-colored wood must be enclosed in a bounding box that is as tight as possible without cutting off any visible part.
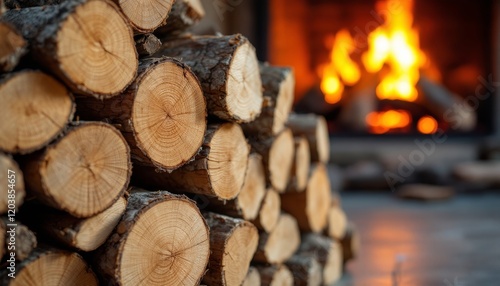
[251,188,280,233]
[114,0,173,32]
[94,190,210,285]
[202,212,259,286]
[2,0,138,99]
[285,255,322,286]
[0,219,4,260]
[340,222,360,265]
[287,136,310,192]
[76,57,206,172]
[297,234,342,285]
[0,22,26,72]
[287,113,330,163]
[0,153,25,214]
[154,0,205,36]
[253,213,300,264]
[249,128,295,192]
[135,34,162,56]
[133,123,249,200]
[281,164,331,233]
[1,219,37,261]
[1,248,98,285]
[325,204,347,240]
[23,122,131,218]
[242,266,261,286]
[0,71,74,154]
[242,63,295,136]
[155,34,263,122]
[256,264,294,286]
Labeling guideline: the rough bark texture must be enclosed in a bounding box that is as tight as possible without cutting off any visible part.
[135,34,162,57]
[340,222,360,265]
[242,266,260,286]
[0,219,5,260]
[285,255,322,286]
[255,264,294,286]
[325,204,347,240]
[251,188,280,233]
[287,113,330,163]
[1,218,37,261]
[0,22,27,72]
[0,153,25,214]
[5,0,62,8]
[155,0,205,37]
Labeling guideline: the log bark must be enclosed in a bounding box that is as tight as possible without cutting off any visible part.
[340,222,360,265]
[135,33,162,57]
[0,219,4,260]
[154,0,205,37]
[76,57,206,172]
[242,63,294,137]
[281,164,331,233]
[253,213,300,264]
[255,264,294,286]
[251,188,280,233]
[22,122,131,218]
[0,71,74,154]
[249,128,295,192]
[297,234,342,285]
[287,136,310,192]
[0,248,98,285]
[205,153,266,220]
[133,123,249,200]
[202,212,259,286]
[94,189,210,285]
[287,113,330,163]
[20,196,127,252]
[242,266,260,286]
[2,0,138,99]
[154,34,263,122]
[1,218,37,261]
[4,0,61,8]
[0,153,25,214]
[325,203,347,240]
[285,255,322,286]
[0,22,26,72]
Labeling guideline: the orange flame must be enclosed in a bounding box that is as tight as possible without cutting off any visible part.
[366,110,411,134]
[417,116,438,134]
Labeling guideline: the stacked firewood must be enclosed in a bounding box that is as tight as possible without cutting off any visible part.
[0,0,358,285]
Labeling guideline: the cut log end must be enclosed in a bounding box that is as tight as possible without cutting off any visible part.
[285,255,322,286]
[132,59,206,171]
[315,116,330,162]
[268,129,295,192]
[0,22,26,72]
[237,153,266,220]
[326,205,347,240]
[287,114,330,163]
[298,234,342,285]
[0,71,74,154]
[253,188,280,233]
[242,266,261,286]
[272,68,295,134]
[0,154,25,214]
[288,136,310,192]
[256,264,294,286]
[119,0,174,32]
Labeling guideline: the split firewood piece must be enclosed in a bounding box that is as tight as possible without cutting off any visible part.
[0,22,26,72]
[325,203,347,240]
[253,213,300,264]
[22,122,131,218]
[256,264,294,286]
[340,222,360,265]
[115,0,174,32]
[249,128,295,192]
[297,234,342,286]
[133,123,249,200]
[281,164,331,233]
[287,113,330,163]
[285,255,322,286]
[242,266,261,286]
[0,153,25,214]
[287,136,310,192]
[2,0,138,99]
[21,196,127,252]
[135,34,162,57]
[155,34,263,122]
[76,57,206,172]
[251,188,280,233]
[242,64,294,136]
[205,153,266,220]
[1,218,37,261]
[0,71,74,154]
[0,248,98,285]
[202,212,259,286]
[94,190,210,285]
[155,0,205,36]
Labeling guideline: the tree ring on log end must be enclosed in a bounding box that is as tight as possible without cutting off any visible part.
[306,164,331,232]
[268,129,295,192]
[272,71,295,134]
[119,0,173,32]
[316,116,330,163]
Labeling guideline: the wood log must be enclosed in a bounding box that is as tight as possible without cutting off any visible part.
[20,196,127,251]
[256,264,294,286]
[154,0,205,37]
[0,22,26,72]
[205,153,266,220]
[287,113,330,163]
[285,255,322,286]
[135,33,162,57]
[94,190,210,285]
[253,213,300,264]
[22,122,131,218]
[297,234,342,285]
[242,266,261,286]
[2,0,138,99]
[0,219,5,260]
[340,222,360,265]
[133,123,249,200]
[325,203,347,240]
[242,64,295,136]
[0,154,25,214]
[251,188,280,233]
[0,0,5,14]
[0,248,98,285]
[249,128,295,192]
[1,218,37,261]
[287,136,310,192]
[76,57,206,172]
[0,71,74,154]
[154,34,263,122]
[4,0,61,8]
[202,212,258,286]
[281,164,331,233]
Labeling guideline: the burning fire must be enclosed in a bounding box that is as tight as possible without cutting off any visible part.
[366,110,411,134]
[417,116,438,134]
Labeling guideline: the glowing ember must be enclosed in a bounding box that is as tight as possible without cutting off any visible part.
[417,116,438,134]
[366,110,411,134]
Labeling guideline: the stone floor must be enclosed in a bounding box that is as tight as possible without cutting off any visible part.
[335,192,500,286]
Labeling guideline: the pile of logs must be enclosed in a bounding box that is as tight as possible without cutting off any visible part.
[0,0,358,285]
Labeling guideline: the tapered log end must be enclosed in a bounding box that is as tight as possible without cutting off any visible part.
[269,129,295,192]
[259,213,300,264]
[306,164,332,232]
[0,71,74,154]
[238,153,266,220]
[255,188,280,233]
[326,204,347,240]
